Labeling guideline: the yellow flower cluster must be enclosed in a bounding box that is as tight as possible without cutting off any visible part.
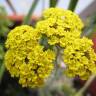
[5,25,40,49]
[36,8,83,47]
[43,8,83,30]
[63,37,96,80]
[5,7,96,87]
[36,8,96,80]
[5,25,55,88]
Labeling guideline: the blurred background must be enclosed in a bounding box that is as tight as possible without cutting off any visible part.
[0,0,94,15]
[0,0,96,96]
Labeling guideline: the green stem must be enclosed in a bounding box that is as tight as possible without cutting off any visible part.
[68,0,78,11]
[74,74,96,96]
[49,0,58,7]
[6,0,17,14]
[0,63,5,83]
[22,0,39,24]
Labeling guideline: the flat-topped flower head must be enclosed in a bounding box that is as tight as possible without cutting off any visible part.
[36,18,81,47]
[5,25,41,49]
[36,8,83,47]
[63,37,96,80]
[43,8,84,30]
[5,45,55,88]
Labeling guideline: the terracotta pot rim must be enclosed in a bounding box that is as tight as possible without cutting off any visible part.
[7,14,40,21]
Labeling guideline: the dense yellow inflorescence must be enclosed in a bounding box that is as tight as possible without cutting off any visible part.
[43,8,83,30]
[63,37,96,80]
[36,8,83,47]
[5,8,96,88]
[36,8,96,80]
[5,25,40,49]
[5,25,55,88]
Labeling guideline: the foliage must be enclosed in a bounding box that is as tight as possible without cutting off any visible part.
[0,6,12,36]
[0,5,12,82]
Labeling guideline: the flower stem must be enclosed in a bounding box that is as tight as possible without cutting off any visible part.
[74,74,96,96]
[23,0,39,25]
[68,0,78,11]
[49,0,58,8]
[0,63,5,83]
[6,0,17,14]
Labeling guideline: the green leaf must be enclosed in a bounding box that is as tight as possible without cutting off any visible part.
[0,45,4,60]
[0,5,12,36]
[0,44,5,82]
[0,63,5,83]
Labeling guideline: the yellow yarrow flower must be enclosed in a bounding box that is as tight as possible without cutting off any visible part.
[5,25,41,49]
[63,37,96,80]
[36,8,83,47]
[36,8,96,80]
[5,25,55,88]
[43,8,84,30]
[5,7,96,86]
